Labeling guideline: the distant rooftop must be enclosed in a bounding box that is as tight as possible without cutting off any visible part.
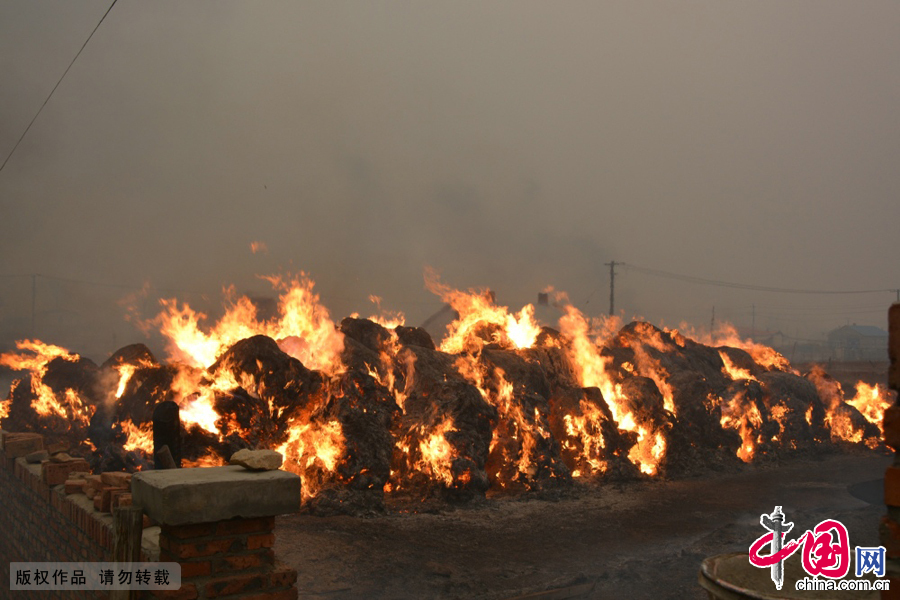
[829,324,888,338]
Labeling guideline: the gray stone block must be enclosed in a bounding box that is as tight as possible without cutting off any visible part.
[131,465,301,525]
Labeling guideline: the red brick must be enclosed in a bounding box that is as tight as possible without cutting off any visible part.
[887,467,900,506]
[268,563,298,588]
[213,552,269,572]
[160,536,242,559]
[162,522,216,539]
[4,434,44,458]
[100,471,132,487]
[179,560,212,578]
[215,516,275,536]
[248,533,275,550]
[115,493,133,508]
[64,479,85,494]
[46,442,67,454]
[143,514,152,529]
[41,459,91,485]
[204,572,266,597]
[159,548,177,562]
[93,494,104,512]
[108,488,130,509]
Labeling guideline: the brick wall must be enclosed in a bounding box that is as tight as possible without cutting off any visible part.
[0,438,300,600]
[153,518,297,600]
[0,446,115,600]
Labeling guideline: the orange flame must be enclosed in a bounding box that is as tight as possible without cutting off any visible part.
[425,269,540,353]
[278,418,345,499]
[155,273,344,373]
[557,306,666,475]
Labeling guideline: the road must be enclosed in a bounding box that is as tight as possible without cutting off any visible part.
[274,449,891,600]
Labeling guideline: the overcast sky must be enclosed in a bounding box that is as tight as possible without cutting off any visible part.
[1,1,898,358]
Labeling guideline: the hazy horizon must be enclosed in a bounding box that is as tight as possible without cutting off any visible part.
[2,1,898,360]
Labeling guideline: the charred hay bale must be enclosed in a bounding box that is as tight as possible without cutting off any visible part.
[393,345,498,500]
[321,369,400,494]
[100,343,157,370]
[535,326,564,348]
[181,424,223,465]
[667,371,734,442]
[89,442,150,474]
[340,317,392,353]
[613,322,727,386]
[212,389,277,450]
[759,372,828,453]
[481,348,552,400]
[211,335,323,423]
[717,347,768,379]
[802,367,879,445]
[340,337,383,378]
[546,386,640,481]
[601,346,635,373]
[657,371,745,475]
[394,326,435,350]
[43,355,101,402]
[4,373,93,448]
[827,403,880,445]
[618,376,670,429]
[520,346,581,391]
[3,375,43,433]
[478,348,569,489]
[112,364,180,429]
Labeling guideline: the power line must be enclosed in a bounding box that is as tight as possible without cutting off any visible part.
[0,0,119,176]
[623,263,897,296]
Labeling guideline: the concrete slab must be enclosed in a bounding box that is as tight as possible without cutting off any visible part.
[131,466,301,525]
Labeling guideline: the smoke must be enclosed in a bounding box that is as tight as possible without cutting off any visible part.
[1,1,898,359]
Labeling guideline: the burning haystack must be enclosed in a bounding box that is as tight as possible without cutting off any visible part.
[0,273,892,514]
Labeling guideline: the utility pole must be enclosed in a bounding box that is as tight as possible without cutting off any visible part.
[710,306,715,335]
[604,261,617,316]
[751,304,756,339]
[31,274,36,337]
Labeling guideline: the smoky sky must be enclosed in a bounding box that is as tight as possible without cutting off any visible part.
[1,0,899,359]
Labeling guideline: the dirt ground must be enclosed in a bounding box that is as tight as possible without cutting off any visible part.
[274,449,892,600]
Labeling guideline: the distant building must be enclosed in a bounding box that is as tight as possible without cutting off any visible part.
[827,325,889,361]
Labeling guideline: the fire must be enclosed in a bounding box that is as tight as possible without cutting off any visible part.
[557,305,667,476]
[121,420,154,453]
[277,418,345,499]
[846,383,892,430]
[719,392,763,462]
[416,418,457,487]
[1,268,893,506]
[155,273,344,373]
[805,365,891,447]
[562,401,608,475]
[632,347,676,414]
[0,339,80,372]
[718,351,757,382]
[677,323,794,373]
[425,268,541,353]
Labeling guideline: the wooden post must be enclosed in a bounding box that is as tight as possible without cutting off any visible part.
[155,445,178,470]
[110,505,144,600]
[152,399,181,469]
